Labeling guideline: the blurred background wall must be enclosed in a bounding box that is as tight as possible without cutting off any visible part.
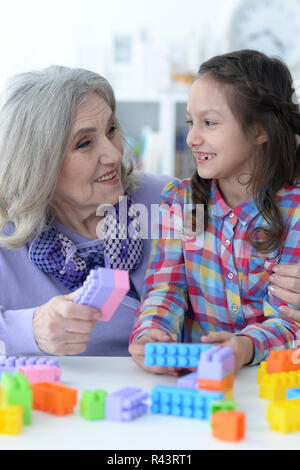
[0,0,299,177]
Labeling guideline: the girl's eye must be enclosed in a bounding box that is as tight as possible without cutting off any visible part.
[76,139,91,150]
[186,120,193,127]
[205,120,216,126]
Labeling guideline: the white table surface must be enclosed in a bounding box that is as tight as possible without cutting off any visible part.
[0,356,299,450]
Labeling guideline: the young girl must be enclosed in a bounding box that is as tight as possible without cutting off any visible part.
[129,49,300,374]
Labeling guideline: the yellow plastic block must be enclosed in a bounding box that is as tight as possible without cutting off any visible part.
[0,405,23,435]
[267,398,300,433]
[257,361,267,385]
[259,370,300,401]
[224,389,234,401]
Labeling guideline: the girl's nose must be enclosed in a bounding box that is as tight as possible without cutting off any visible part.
[186,126,204,148]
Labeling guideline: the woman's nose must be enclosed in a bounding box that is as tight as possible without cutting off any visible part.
[98,139,123,165]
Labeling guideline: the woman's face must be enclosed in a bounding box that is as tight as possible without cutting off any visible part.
[53,92,124,217]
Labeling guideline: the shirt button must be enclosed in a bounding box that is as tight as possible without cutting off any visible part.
[232,304,239,312]
[227,272,234,280]
[225,239,231,247]
[229,212,235,219]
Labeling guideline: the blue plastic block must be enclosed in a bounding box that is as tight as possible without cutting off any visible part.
[150,385,224,420]
[145,343,212,368]
[74,268,115,308]
[287,387,300,399]
[106,387,148,421]
[197,346,235,380]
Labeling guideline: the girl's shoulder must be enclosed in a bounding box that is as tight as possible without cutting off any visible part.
[161,178,193,206]
[276,185,300,212]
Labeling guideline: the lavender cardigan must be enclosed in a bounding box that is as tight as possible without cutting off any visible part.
[0,173,171,357]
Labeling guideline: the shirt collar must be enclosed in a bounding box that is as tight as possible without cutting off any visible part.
[208,180,260,225]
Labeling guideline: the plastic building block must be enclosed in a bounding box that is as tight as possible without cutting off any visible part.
[18,365,61,384]
[150,385,224,420]
[177,372,198,388]
[211,400,237,416]
[267,398,300,433]
[106,387,148,421]
[266,349,300,374]
[80,390,107,420]
[211,410,245,442]
[0,356,60,380]
[259,370,300,401]
[0,405,23,435]
[31,382,77,416]
[0,372,32,425]
[257,361,267,384]
[225,389,234,401]
[197,346,235,380]
[198,372,234,392]
[75,267,129,321]
[286,387,300,400]
[145,343,212,368]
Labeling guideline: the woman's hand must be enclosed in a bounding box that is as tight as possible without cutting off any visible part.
[201,332,254,372]
[129,329,181,376]
[33,289,102,355]
[269,264,300,322]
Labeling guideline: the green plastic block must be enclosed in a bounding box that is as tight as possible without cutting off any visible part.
[211,400,237,416]
[80,390,107,420]
[0,372,32,425]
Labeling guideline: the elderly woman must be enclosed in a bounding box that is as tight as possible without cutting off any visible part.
[0,65,170,357]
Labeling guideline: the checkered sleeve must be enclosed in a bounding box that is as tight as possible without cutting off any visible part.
[238,191,300,365]
[130,180,189,343]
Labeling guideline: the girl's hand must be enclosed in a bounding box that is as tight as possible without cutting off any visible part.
[128,329,181,376]
[201,331,255,372]
[269,264,300,322]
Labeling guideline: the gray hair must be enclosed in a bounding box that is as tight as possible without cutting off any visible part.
[0,65,141,249]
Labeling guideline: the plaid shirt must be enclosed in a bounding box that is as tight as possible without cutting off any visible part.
[130,179,300,365]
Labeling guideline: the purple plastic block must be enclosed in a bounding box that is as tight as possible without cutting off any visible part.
[197,346,235,380]
[75,267,129,322]
[106,387,148,421]
[75,268,115,312]
[1,356,60,369]
[177,372,198,389]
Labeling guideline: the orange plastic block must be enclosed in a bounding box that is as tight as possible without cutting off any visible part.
[31,382,77,416]
[211,410,245,442]
[198,372,234,391]
[266,349,300,374]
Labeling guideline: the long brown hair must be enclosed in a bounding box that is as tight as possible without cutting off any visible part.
[191,49,300,253]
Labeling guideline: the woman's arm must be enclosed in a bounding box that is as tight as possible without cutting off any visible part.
[269,264,300,321]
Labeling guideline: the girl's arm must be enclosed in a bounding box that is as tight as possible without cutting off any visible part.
[130,180,189,345]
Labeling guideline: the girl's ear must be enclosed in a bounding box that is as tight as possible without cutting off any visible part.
[254,125,268,145]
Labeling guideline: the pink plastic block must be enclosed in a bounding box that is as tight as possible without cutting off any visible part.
[177,371,198,389]
[101,270,130,321]
[75,268,129,322]
[197,346,235,381]
[18,365,61,385]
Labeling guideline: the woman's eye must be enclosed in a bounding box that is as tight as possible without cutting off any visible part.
[107,125,117,137]
[76,139,91,150]
[205,120,216,126]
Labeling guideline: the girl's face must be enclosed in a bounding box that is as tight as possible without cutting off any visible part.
[53,92,124,215]
[186,76,260,186]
